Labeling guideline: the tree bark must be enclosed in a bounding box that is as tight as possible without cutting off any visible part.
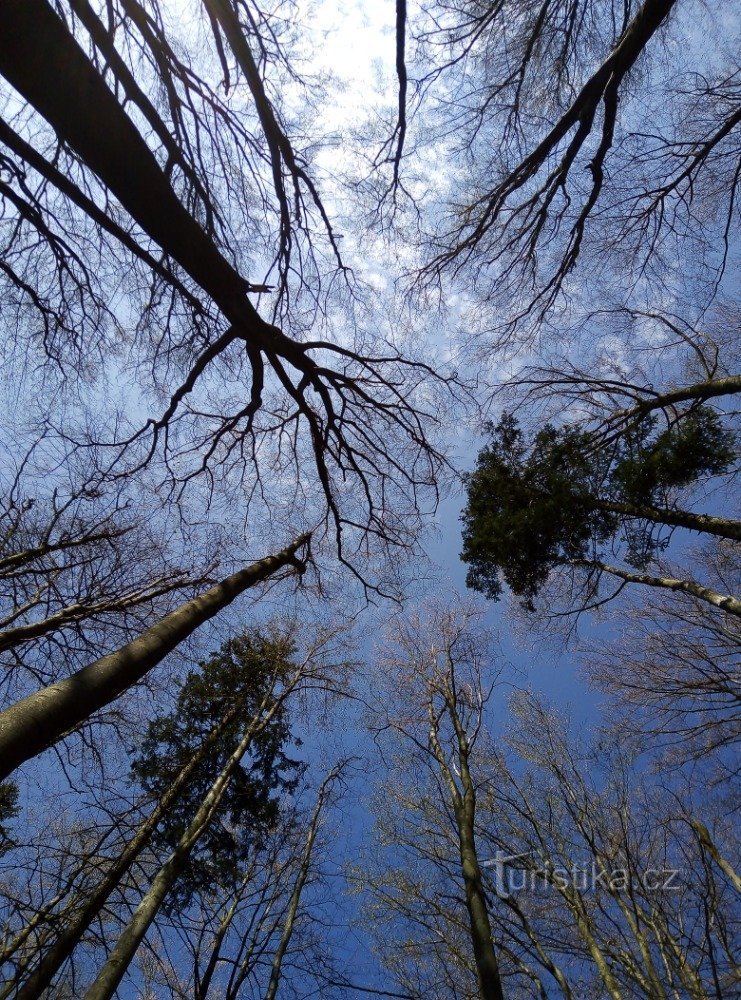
[614,374,741,418]
[0,534,309,781]
[264,767,338,1000]
[429,700,505,1000]
[577,559,741,617]
[595,499,741,541]
[0,0,286,351]
[82,689,289,1000]
[5,701,244,1000]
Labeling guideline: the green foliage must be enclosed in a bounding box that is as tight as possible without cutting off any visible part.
[462,408,735,607]
[612,408,736,506]
[461,414,616,609]
[131,631,303,910]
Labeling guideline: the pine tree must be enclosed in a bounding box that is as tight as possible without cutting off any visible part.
[462,410,736,610]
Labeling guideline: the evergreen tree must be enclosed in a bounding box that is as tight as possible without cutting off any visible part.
[130,631,303,910]
[462,410,736,609]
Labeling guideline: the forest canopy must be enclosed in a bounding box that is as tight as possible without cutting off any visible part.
[0,1,738,998]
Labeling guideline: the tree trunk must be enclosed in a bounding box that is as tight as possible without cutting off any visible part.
[595,499,741,541]
[5,702,244,1000]
[83,687,290,1000]
[0,0,274,347]
[429,699,505,1000]
[614,374,741,419]
[0,535,308,781]
[456,800,506,1000]
[264,767,338,1000]
[578,559,741,617]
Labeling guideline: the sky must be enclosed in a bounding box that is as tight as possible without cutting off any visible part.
[5,2,735,996]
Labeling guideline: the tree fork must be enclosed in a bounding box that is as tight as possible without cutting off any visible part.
[0,0,288,351]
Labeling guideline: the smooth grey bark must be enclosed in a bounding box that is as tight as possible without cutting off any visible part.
[428,697,505,1000]
[263,767,340,1000]
[577,559,741,618]
[595,499,741,541]
[0,534,309,781]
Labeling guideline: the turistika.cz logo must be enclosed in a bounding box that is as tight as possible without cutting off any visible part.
[481,851,680,899]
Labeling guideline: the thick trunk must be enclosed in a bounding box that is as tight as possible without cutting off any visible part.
[578,560,741,617]
[595,498,741,541]
[0,0,285,350]
[457,802,505,1000]
[6,702,243,1000]
[0,535,308,780]
[429,700,505,1000]
[618,374,741,417]
[82,694,286,1000]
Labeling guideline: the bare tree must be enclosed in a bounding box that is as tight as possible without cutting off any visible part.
[1,621,348,998]
[0,533,310,781]
[379,0,738,345]
[361,602,506,1000]
[0,0,452,584]
[589,540,741,770]
[361,603,740,999]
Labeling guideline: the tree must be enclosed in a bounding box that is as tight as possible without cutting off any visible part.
[590,540,741,771]
[361,603,506,1000]
[0,444,205,674]
[477,691,741,1000]
[2,681,249,998]
[0,0,449,581]
[362,603,740,999]
[80,627,319,1000]
[2,623,342,999]
[461,409,737,614]
[0,533,309,781]
[127,764,347,1000]
[129,631,305,912]
[378,1,738,345]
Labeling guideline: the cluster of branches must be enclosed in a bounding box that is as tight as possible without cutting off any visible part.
[373,0,739,343]
[0,0,453,579]
[1,623,351,998]
[360,604,739,1000]
[0,4,452,994]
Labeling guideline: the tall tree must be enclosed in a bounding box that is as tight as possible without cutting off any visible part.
[461,410,738,614]
[362,603,506,1000]
[376,1,738,345]
[80,629,308,1000]
[0,533,310,780]
[362,603,740,999]
[0,0,448,579]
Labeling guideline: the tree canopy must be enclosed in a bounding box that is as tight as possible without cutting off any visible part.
[462,408,736,609]
[130,631,303,910]
[0,0,738,996]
